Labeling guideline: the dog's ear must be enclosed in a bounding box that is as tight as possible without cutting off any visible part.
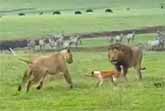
[91,71,94,76]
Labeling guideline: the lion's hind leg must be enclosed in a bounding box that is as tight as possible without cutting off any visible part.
[135,54,143,80]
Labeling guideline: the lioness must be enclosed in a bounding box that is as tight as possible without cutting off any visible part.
[108,43,145,80]
[18,49,73,92]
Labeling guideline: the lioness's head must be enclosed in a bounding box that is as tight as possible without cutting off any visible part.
[61,49,73,64]
[108,44,128,65]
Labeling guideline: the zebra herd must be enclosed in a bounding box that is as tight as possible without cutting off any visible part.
[1,31,164,52]
[107,32,135,44]
[107,31,165,50]
[27,34,81,51]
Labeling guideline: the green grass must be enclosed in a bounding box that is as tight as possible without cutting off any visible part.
[0,0,165,40]
[80,34,155,47]
[0,12,165,40]
[0,51,165,111]
[0,34,164,111]
[0,0,164,11]
[0,0,165,110]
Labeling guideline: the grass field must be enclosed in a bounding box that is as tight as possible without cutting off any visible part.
[0,34,164,111]
[0,0,165,40]
[0,0,165,111]
[0,50,165,111]
[0,0,164,10]
[1,12,165,40]
[80,34,155,47]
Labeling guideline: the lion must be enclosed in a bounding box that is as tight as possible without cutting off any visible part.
[18,49,73,92]
[108,43,145,80]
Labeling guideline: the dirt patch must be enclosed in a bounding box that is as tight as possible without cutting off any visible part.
[79,25,165,39]
[36,45,165,52]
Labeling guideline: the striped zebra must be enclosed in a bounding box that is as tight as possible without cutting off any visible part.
[156,31,165,48]
[126,32,135,43]
[114,33,124,43]
[69,35,81,47]
[27,39,36,50]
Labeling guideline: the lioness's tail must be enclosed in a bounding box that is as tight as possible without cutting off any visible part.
[9,48,32,64]
[18,58,32,64]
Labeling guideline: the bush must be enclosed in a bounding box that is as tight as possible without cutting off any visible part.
[86,9,93,13]
[105,9,113,13]
[161,5,164,9]
[53,11,61,15]
[18,13,25,16]
[39,12,44,15]
[126,8,130,11]
[74,11,82,15]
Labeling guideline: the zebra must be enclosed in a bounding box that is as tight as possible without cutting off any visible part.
[147,39,163,50]
[47,38,57,49]
[56,36,64,49]
[69,35,81,47]
[27,39,36,50]
[126,32,135,43]
[114,33,124,43]
[63,40,72,48]
[156,31,165,48]
[107,36,114,43]
[38,39,46,50]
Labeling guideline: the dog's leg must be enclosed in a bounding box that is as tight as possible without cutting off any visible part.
[98,79,104,87]
[111,77,117,86]
[96,81,99,87]
[96,80,100,87]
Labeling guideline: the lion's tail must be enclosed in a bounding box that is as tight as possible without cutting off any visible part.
[140,67,146,70]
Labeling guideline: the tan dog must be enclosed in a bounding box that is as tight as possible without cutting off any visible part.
[18,49,73,92]
[88,70,121,87]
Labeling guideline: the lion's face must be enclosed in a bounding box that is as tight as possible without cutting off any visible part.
[108,48,124,65]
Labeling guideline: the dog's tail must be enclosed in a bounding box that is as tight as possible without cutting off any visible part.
[85,74,92,77]
[85,73,95,78]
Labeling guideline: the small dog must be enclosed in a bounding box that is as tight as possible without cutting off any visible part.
[87,70,121,87]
